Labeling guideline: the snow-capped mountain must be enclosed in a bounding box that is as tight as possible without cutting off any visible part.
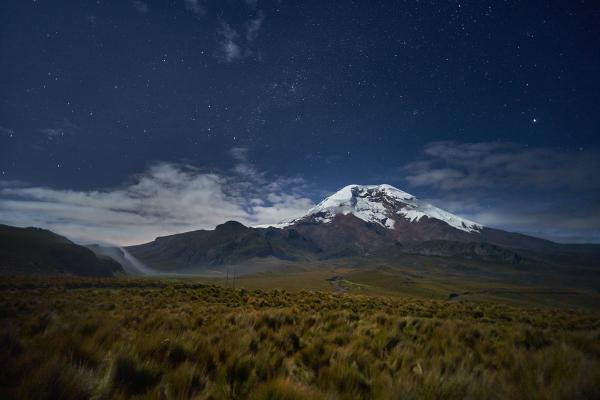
[127,183,572,273]
[279,184,482,233]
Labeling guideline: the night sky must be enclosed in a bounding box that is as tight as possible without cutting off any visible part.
[1,0,599,245]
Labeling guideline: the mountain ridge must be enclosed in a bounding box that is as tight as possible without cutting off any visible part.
[125,184,600,274]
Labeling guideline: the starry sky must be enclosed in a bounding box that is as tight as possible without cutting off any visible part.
[1,0,599,244]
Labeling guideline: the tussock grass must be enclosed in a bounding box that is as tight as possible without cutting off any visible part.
[0,277,598,399]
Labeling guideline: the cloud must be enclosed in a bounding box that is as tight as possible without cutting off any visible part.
[246,11,265,42]
[228,147,262,179]
[218,22,243,62]
[217,11,265,63]
[132,0,149,14]
[0,180,25,189]
[223,41,243,62]
[37,118,81,142]
[229,147,249,162]
[463,201,600,243]
[0,151,314,246]
[40,128,66,138]
[184,0,206,16]
[404,141,600,191]
[402,141,600,242]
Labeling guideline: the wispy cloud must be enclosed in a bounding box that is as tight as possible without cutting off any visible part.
[132,0,149,14]
[183,1,265,63]
[0,149,314,245]
[184,0,206,16]
[404,141,600,191]
[402,141,600,242]
[229,147,262,179]
[468,204,600,242]
[217,11,265,63]
[218,22,243,62]
[38,118,80,140]
[40,128,66,138]
[246,10,265,42]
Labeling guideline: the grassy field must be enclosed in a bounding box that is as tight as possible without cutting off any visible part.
[191,258,600,311]
[1,276,599,399]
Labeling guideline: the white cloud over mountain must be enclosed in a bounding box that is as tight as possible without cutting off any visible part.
[0,151,313,245]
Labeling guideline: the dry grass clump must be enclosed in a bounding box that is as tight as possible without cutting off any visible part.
[0,277,598,399]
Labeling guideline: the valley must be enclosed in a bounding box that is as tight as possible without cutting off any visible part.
[186,260,600,311]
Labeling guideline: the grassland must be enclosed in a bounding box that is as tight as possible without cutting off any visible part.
[191,258,600,311]
[1,276,599,399]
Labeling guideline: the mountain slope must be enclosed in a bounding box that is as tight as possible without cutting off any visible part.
[86,244,156,275]
[0,224,123,276]
[127,221,321,272]
[283,185,569,255]
[264,184,485,250]
[126,184,600,274]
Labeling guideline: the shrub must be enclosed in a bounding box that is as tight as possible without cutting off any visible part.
[110,352,160,395]
[253,379,322,400]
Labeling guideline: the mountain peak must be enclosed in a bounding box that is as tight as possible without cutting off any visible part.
[322,184,416,204]
[215,220,248,232]
[274,184,482,233]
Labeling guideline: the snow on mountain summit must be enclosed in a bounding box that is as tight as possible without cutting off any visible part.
[271,184,482,233]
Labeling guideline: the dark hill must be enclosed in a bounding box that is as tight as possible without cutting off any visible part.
[126,221,321,272]
[0,224,123,276]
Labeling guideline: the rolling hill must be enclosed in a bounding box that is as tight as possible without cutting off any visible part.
[0,224,123,276]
